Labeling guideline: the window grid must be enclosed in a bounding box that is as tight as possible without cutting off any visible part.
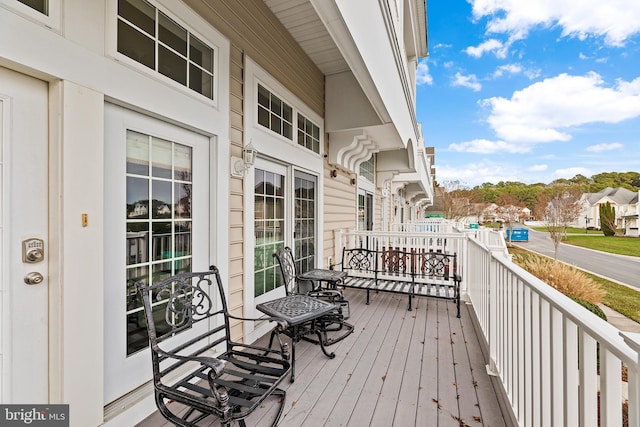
[125,130,193,355]
[254,169,286,297]
[294,176,315,273]
[297,114,320,154]
[117,0,214,100]
[359,155,375,183]
[257,84,293,140]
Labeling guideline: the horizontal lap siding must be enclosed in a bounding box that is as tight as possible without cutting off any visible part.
[324,166,356,266]
[182,0,325,340]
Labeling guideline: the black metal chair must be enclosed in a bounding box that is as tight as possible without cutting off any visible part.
[137,267,291,427]
[272,247,354,350]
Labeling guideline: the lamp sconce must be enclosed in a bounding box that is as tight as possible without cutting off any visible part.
[330,169,338,178]
[231,142,257,177]
[350,178,356,185]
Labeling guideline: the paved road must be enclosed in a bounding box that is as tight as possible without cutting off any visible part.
[512,228,640,290]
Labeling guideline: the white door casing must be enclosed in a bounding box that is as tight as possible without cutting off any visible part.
[103,104,211,404]
[0,67,49,403]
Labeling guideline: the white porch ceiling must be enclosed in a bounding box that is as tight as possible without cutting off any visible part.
[263,0,350,76]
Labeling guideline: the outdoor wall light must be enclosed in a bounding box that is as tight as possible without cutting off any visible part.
[330,169,338,178]
[231,141,257,177]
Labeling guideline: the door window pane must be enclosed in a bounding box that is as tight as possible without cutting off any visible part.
[18,0,47,15]
[254,169,285,297]
[294,174,316,273]
[125,130,193,355]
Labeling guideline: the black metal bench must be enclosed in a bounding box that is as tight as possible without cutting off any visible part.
[136,267,291,427]
[335,247,461,317]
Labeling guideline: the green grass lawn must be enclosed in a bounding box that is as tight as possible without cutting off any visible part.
[509,246,640,323]
[562,235,640,257]
[528,226,640,257]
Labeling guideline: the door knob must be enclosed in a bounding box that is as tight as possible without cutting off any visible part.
[24,272,44,285]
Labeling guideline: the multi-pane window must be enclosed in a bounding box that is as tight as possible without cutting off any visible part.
[125,130,193,355]
[117,0,214,100]
[297,114,320,154]
[257,84,293,140]
[254,169,285,297]
[359,155,375,183]
[18,0,47,14]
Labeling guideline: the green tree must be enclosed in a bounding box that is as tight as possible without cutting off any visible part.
[599,202,616,236]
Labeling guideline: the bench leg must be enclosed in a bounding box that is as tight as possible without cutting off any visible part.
[366,290,370,305]
[407,294,412,311]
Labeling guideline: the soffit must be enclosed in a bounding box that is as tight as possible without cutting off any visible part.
[264,0,350,75]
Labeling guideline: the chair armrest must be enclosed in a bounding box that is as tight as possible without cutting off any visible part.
[227,314,289,331]
[152,344,227,377]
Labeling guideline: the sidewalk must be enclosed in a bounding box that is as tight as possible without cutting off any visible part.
[599,304,640,333]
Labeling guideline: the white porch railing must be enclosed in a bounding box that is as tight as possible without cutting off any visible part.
[334,224,640,426]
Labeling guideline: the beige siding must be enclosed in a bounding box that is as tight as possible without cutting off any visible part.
[183,0,324,116]
[180,1,325,340]
[323,158,356,266]
[228,44,245,340]
[374,185,383,232]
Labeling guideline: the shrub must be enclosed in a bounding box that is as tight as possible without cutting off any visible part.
[512,253,606,304]
[568,296,608,320]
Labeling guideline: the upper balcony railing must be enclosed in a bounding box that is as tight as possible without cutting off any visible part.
[333,220,640,426]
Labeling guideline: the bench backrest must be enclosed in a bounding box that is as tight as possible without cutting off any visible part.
[137,267,229,382]
[342,246,458,284]
[410,250,457,283]
[340,247,378,279]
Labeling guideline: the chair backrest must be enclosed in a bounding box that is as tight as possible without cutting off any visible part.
[273,246,297,295]
[137,267,230,382]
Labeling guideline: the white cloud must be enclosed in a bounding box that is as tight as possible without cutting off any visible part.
[482,73,640,143]
[435,163,518,186]
[449,139,532,154]
[492,63,522,78]
[452,72,482,91]
[465,39,509,58]
[469,0,640,46]
[416,60,433,85]
[553,167,592,179]
[527,164,548,172]
[586,142,623,152]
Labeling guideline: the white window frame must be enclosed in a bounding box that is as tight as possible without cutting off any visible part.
[245,58,324,164]
[105,0,222,107]
[0,0,62,31]
[244,57,324,342]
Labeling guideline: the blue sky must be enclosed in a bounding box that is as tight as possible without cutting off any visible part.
[416,0,640,188]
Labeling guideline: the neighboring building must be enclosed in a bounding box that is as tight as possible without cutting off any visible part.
[623,191,640,236]
[577,187,638,234]
[0,0,433,425]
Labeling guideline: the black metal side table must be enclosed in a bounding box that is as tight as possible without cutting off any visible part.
[257,294,337,381]
[297,268,347,290]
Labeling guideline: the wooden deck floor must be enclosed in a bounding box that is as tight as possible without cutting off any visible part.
[138,289,509,426]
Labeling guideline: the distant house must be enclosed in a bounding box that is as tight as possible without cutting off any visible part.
[577,187,638,235]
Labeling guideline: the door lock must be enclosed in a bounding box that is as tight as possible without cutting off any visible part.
[24,272,44,285]
[22,238,44,263]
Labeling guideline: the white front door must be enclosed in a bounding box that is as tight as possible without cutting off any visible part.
[103,104,211,404]
[0,67,49,402]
